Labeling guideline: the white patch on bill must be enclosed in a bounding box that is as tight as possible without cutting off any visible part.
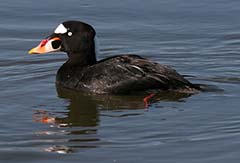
[45,38,61,52]
[54,24,67,34]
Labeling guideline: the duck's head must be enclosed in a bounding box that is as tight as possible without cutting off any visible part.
[29,21,97,65]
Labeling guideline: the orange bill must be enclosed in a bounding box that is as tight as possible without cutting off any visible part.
[29,37,61,54]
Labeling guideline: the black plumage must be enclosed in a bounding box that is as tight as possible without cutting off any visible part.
[57,54,200,94]
[30,21,201,94]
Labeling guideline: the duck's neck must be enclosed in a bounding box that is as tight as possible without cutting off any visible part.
[65,51,97,68]
[56,51,97,87]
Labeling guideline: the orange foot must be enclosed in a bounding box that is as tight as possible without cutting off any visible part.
[143,93,155,108]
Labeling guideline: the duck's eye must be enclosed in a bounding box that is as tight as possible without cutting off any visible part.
[52,40,62,49]
[68,31,73,37]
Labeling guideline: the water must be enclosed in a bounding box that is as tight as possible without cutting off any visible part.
[0,0,240,162]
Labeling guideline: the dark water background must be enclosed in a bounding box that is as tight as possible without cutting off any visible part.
[0,0,240,162]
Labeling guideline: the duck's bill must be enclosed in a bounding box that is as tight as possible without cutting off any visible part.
[28,37,62,54]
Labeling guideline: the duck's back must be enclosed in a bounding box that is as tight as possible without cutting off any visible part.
[56,55,199,94]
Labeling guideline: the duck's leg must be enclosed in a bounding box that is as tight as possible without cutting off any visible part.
[143,93,155,108]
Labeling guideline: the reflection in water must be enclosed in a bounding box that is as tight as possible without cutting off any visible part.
[44,146,74,154]
[56,88,100,127]
[33,86,194,154]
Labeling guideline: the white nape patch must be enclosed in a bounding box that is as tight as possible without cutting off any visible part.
[94,35,100,57]
[68,31,72,36]
[54,24,67,34]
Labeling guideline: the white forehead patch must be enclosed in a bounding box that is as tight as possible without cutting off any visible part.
[54,24,67,34]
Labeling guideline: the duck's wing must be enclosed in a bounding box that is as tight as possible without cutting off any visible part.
[79,55,199,94]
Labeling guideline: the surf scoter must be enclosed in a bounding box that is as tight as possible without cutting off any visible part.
[29,20,200,94]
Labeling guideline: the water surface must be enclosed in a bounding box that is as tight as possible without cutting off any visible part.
[0,0,240,162]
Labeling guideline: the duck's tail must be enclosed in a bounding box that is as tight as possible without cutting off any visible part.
[193,84,223,92]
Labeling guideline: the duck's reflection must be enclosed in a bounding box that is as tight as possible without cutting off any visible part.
[33,86,194,153]
[56,87,100,127]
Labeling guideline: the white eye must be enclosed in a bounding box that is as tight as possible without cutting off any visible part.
[68,32,72,36]
[54,24,67,34]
